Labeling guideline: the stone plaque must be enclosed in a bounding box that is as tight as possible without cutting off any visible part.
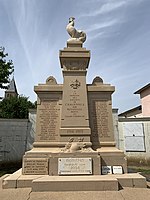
[102,166,112,175]
[23,158,48,175]
[36,100,60,141]
[58,158,92,175]
[113,166,123,174]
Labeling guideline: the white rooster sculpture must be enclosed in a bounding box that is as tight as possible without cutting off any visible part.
[66,17,86,43]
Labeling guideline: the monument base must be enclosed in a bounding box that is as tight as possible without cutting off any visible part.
[2,169,147,191]
[21,147,127,176]
[2,146,146,191]
[97,147,128,173]
[22,149,100,176]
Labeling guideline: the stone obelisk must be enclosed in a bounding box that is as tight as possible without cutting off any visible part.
[59,40,91,147]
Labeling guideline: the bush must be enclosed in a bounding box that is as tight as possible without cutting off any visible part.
[0,96,36,119]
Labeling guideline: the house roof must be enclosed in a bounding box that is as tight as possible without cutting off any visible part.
[134,83,150,94]
[118,105,141,117]
[6,76,18,94]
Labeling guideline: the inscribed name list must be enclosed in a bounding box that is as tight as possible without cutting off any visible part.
[23,158,48,175]
[90,100,110,141]
[37,100,60,141]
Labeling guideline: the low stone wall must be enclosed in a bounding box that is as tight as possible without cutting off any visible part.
[0,119,33,162]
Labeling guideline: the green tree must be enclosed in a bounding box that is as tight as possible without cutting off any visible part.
[0,47,14,89]
[0,96,36,119]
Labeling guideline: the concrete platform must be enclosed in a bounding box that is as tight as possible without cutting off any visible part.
[0,175,150,200]
[2,169,147,192]
[115,173,147,188]
[2,169,44,189]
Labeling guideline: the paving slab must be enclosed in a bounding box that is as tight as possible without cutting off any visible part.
[0,187,31,200]
[30,191,106,200]
[29,189,150,200]
[120,187,150,200]
[0,176,31,200]
[105,191,125,200]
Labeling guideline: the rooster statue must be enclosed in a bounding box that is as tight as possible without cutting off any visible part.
[66,17,86,43]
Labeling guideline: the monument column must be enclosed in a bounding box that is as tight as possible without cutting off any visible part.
[59,41,92,147]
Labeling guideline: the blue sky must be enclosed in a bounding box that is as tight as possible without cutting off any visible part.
[0,0,150,113]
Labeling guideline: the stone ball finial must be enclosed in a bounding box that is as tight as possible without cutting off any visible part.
[46,76,57,85]
[92,76,103,85]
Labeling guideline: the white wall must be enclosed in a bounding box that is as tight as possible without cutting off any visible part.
[117,117,150,163]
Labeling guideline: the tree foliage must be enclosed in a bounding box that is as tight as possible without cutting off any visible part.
[0,96,36,119]
[0,47,14,89]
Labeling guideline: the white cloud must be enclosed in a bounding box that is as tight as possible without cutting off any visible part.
[100,1,126,14]
[86,19,118,32]
[80,0,126,17]
[88,31,105,41]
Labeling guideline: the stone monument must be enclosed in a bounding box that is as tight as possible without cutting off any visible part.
[22,17,127,176]
[3,17,147,191]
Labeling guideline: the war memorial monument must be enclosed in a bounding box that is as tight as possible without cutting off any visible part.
[3,17,147,191]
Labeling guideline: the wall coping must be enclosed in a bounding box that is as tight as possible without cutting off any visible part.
[119,117,150,122]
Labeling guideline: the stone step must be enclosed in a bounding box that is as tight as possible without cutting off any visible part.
[32,175,118,192]
[2,170,147,191]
